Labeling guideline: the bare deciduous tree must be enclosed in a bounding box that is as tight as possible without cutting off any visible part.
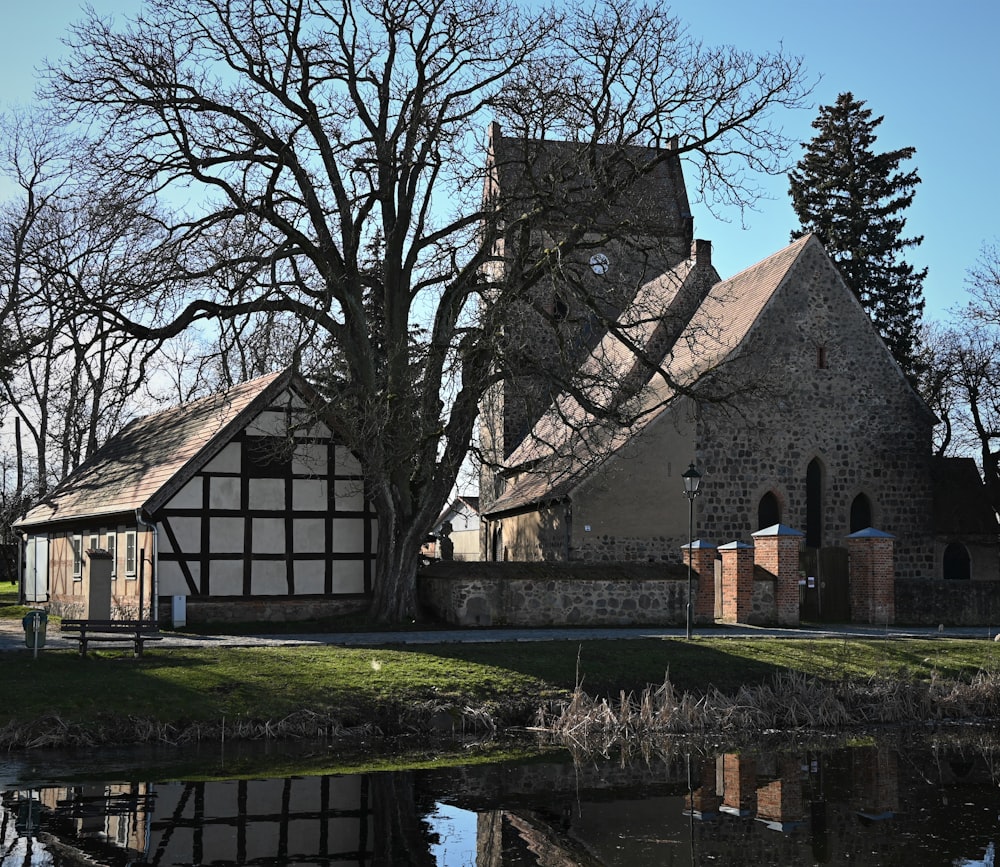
[46,0,810,622]
[0,111,180,496]
[920,242,1000,511]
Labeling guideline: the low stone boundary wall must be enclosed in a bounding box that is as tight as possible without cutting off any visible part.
[420,569,690,627]
[895,579,1000,626]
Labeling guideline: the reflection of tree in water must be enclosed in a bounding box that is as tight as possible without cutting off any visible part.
[370,773,437,866]
[479,809,605,866]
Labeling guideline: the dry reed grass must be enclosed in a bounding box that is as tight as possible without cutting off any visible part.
[0,701,505,750]
[538,668,1000,754]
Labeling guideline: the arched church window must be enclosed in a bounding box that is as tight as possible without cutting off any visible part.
[806,458,823,548]
[758,491,781,530]
[849,493,873,533]
[943,543,971,580]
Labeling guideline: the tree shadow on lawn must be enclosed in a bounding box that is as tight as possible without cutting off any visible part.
[385,639,786,698]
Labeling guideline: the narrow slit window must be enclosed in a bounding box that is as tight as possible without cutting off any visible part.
[125,530,137,578]
[107,532,117,578]
[71,534,83,580]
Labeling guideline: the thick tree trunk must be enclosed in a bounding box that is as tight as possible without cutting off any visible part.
[368,504,425,624]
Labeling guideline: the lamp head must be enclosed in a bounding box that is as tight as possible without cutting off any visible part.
[682,463,702,497]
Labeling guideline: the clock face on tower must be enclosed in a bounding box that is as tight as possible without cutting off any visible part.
[589,252,610,275]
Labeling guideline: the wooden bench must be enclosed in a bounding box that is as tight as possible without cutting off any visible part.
[59,619,163,657]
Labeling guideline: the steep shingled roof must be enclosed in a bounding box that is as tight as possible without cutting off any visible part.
[16,369,292,529]
[486,235,815,516]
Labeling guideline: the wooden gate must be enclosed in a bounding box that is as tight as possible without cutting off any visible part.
[800,546,850,622]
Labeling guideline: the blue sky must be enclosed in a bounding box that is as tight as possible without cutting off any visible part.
[2,1,996,322]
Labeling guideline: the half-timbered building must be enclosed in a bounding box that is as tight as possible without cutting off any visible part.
[14,368,377,623]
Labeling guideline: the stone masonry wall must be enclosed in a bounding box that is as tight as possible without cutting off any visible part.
[420,573,691,627]
[894,579,1000,626]
[695,241,935,579]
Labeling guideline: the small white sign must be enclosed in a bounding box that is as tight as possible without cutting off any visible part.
[584,524,592,532]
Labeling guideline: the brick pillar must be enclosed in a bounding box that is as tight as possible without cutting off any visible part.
[756,756,805,828]
[846,528,896,625]
[718,753,756,816]
[752,524,805,627]
[719,541,754,623]
[681,540,717,624]
[852,746,899,818]
[686,756,722,818]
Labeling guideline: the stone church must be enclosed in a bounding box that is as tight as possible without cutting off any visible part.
[478,124,997,582]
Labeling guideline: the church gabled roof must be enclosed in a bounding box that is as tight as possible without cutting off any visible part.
[485,235,822,516]
[15,368,311,529]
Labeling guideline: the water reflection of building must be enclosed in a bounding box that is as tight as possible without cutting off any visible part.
[2,777,378,866]
[0,740,995,866]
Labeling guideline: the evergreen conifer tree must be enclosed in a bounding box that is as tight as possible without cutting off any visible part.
[789,92,926,380]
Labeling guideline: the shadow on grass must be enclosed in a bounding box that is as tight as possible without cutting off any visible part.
[386,638,785,697]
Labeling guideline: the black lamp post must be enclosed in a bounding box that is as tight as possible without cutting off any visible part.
[682,463,703,640]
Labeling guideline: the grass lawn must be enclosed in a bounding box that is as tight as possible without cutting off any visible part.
[4,585,1000,737]
[0,583,32,621]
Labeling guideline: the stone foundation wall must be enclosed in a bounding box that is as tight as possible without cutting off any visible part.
[572,534,677,563]
[155,596,368,625]
[419,574,691,627]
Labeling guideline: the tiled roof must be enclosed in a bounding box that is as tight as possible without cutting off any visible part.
[16,369,289,528]
[487,236,815,516]
[503,254,709,469]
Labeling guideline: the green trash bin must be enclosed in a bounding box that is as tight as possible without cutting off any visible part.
[22,610,47,649]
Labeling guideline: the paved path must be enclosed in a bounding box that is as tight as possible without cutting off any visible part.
[1,617,996,652]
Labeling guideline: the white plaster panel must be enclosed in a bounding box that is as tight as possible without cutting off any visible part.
[297,421,331,438]
[293,519,326,553]
[292,442,328,476]
[335,446,362,475]
[293,560,325,594]
[371,519,378,548]
[246,409,288,437]
[158,560,199,595]
[248,478,286,510]
[331,560,365,593]
[211,518,246,553]
[210,476,242,510]
[293,479,328,511]
[210,560,244,595]
[332,518,365,553]
[334,479,366,511]
[166,517,202,554]
[203,442,242,474]
[165,477,203,510]
[158,528,174,554]
[252,560,287,595]
[252,518,286,554]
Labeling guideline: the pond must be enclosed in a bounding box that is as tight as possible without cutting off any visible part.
[1,730,998,865]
